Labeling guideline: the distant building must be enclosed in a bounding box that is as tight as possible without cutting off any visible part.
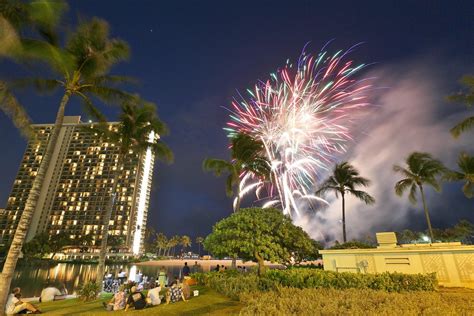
[0,116,157,255]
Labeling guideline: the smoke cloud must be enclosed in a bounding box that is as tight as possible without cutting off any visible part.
[295,62,474,243]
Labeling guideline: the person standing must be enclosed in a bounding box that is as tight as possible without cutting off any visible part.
[135,270,143,284]
[157,266,168,288]
[182,262,191,277]
[192,261,201,273]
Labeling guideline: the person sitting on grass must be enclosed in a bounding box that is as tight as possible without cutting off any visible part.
[39,283,67,302]
[102,285,126,311]
[124,286,147,311]
[146,282,161,306]
[5,287,42,315]
[165,280,187,304]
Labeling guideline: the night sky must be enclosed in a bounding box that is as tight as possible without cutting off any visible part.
[0,1,473,245]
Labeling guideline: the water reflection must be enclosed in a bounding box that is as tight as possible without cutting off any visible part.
[12,263,185,298]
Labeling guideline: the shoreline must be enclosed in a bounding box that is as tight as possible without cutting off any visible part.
[136,258,323,270]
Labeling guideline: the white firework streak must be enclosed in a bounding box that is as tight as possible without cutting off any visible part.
[226,45,371,217]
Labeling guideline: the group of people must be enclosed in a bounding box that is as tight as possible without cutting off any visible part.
[5,284,68,315]
[212,264,248,272]
[102,277,190,311]
[101,263,196,312]
[5,263,198,314]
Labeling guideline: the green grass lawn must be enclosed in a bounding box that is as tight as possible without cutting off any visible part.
[36,286,242,316]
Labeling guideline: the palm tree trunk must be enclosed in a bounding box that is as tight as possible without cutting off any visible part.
[342,193,347,243]
[419,185,434,242]
[198,244,201,257]
[96,160,122,289]
[0,92,70,314]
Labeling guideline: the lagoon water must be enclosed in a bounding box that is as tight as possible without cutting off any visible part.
[12,263,187,297]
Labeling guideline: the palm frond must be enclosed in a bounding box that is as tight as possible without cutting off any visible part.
[202,158,233,176]
[9,77,61,93]
[451,116,474,138]
[89,75,138,86]
[443,170,464,182]
[0,15,21,56]
[0,81,32,137]
[408,183,418,204]
[151,142,173,164]
[315,184,340,198]
[462,182,474,199]
[394,178,414,197]
[447,75,474,107]
[393,164,415,179]
[28,0,68,45]
[349,190,375,205]
[424,177,441,192]
[81,85,138,106]
[76,92,107,123]
[351,175,371,187]
[18,38,74,74]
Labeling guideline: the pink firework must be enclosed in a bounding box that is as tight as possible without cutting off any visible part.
[225,44,372,217]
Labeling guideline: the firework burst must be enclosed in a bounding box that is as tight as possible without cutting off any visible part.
[225,44,372,217]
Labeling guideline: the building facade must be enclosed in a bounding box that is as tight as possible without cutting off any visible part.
[0,116,156,254]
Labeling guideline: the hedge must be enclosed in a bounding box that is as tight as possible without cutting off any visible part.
[193,268,437,299]
[265,269,437,292]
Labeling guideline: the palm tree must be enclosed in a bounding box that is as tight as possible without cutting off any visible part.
[156,233,168,257]
[195,236,204,256]
[203,133,270,212]
[393,152,446,242]
[92,101,173,287]
[144,226,157,253]
[448,75,474,138]
[165,238,175,257]
[1,16,138,303]
[444,153,474,199]
[316,162,375,243]
[181,235,191,255]
[169,235,181,257]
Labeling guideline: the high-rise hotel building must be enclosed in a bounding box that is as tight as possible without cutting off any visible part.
[0,116,157,254]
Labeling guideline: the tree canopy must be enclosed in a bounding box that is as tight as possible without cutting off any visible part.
[203,207,315,274]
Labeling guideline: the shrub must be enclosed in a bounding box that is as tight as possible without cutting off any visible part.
[78,281,100,301]
[240,287,474,315]
[265,269,437,292]
[192,271,266,299]
[194,268,437,299]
